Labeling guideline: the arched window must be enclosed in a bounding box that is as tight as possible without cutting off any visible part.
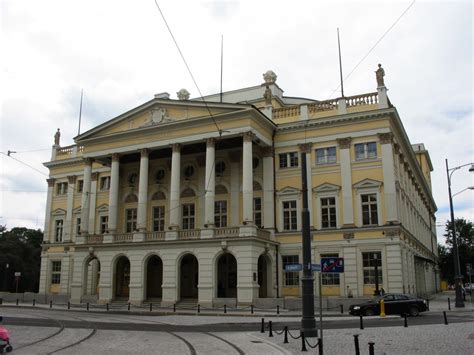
[125,194,138,203]
[181,188,196,198]
[151,191,166,200]
[215,184,228,195]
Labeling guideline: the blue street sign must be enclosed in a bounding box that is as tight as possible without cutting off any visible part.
[321,257,344,273]
[285,264,302,272]
[311,264,321,272]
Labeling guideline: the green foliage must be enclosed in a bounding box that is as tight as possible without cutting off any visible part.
[0,225,43,292]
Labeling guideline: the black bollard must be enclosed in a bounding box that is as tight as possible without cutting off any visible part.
[284,326,289,344]
[359,315,364,330]
[340,304,344,314]
[16,299,19,306]
[404,314,408,327]
[106,303,109,312]
[198,304,200,313]
[260,318,265,333]
[448,297,451,310]
[277,305,280,315]
[173,303,176,313]
[318,338,323,355]
[251,304,254,314]
[150,303,153,312]
[443,311,448,325]
[224,304,227,314]
[301,331,307,352]
[128,302,130,311]
[268,320,273,337]
[67,301,70,310]
[49,300,52,308]
[368,342,375,355]
[353,334,360,355]
[427,299,430,311]
[33,299,36,307]
[86,302,89,311]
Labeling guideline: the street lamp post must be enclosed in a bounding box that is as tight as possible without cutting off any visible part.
[445,159,474,308]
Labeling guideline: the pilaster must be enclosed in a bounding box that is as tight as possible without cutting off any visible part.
[242,132,254,224]
[108,153,120,234]
[88,172,98,235]
[337,138,355,226]
[43,178,55,242]
[204,138,216,227]
[262,147,275,231]
[169,144,181,229]
[229,151,240,226]
[80,158,93,235]
[379,133,398,223]
[137,148,149,232]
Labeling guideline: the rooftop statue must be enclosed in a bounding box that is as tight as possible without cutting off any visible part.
[177,88,190,101]
[263,70,277,85]
[263,85,272,106]
[376,64,385,87]
[54,128,60,146]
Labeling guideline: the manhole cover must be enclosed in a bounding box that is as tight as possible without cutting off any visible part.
[251,340,263,343]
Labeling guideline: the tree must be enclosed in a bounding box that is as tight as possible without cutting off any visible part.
[0,225,43,292]
[440,218,474,283]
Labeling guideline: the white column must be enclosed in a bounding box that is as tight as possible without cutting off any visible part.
[88,173,98,234]
[80,158,93,235]
[230,152,240,226]
[43,178,55,242]
[262,147,275,229]
[108,153,120,234]
[379,133,398,223]
[64,176,76,242]
[337,138,355,226]
[299,143,313,227]
[204,138,215,226]
[242,132,254,223]
[169,144,181,229]
[137,148,150,232]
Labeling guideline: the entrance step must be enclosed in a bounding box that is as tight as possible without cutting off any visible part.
[177,298,198,310]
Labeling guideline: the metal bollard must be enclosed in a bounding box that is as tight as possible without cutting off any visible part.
[301,331,307,352]
[149,303,152,312]
[277,305,280,315]
[86,302,89,311]
[426,299,430,311]
[404,314,408,327]
[368,342,375,355]
[268,320,273,337]
[33,299,36,307]
[318,338,323,355]
[251,304,254,314]
[128,303,130,311]
[198,304,200,313]
[16,299,19,306]
[284,326,289,344]
[49,300,52,309]
[353,334,360,355]
[359,315,364,330]
[68,301,70,310]
[443,311,448,325]
[224,304,227,314]
[448,297,451,310]
[260,318,265,333]
[173,303,176,313]
[340,304,344,314]
[106,303,109,312]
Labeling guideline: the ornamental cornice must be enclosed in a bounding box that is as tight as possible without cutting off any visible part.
[337,137,352,149]
[43,157,84,169]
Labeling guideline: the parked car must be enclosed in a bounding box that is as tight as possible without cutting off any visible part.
[464,283,473,295]
[349,293,427,317]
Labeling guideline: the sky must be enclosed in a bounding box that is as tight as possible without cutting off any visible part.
[0,0,473,245]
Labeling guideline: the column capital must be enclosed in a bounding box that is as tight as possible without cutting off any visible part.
[171,143,181,153]
[47,178,56,187]
[112,153,120,162]
[242,131,255,142]
[83,157,93,166]
[91,172,99,182]
[261,146,274,157]
[67,175,77,184]
[337,137,352,149]
[378,132,393,145]
[140,148,150,157]
[206,137,215,146]
[298,143,312,153]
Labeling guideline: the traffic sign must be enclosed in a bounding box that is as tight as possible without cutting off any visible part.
[14,272,21,277]
[285,264,302,272]
[321,257,344,273]
[311,264,321,272]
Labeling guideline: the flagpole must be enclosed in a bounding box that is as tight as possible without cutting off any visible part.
[77,89,83,136]
[337,28,344,98]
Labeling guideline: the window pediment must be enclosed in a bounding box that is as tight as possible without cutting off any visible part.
[353,179,382,190]
[313,183,341,194]
[97,204,109,212]
[72,207,82,215]
[277,186,300,197]
[52,208,66,216]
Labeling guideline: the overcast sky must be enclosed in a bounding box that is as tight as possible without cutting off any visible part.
[1,0,472,245]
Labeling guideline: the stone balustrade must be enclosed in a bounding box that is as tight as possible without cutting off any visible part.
[178,229,201,240]
[345,92,378,107]
[55,144,84,159]
[86,234,104,244]
[114,233,134,242]
[273,106,301,119]
[215,227,240,237]
[308,99,339,113]
[256,229,271,240]
[145,231,166,241]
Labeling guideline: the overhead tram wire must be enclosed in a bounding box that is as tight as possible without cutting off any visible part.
[326,0,416,100]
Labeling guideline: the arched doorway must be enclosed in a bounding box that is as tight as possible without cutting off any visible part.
[84,257,100,297]
[115,256,130,299]
[258,254,271,298]
[180,254,198,299]
[217,253,237,298]
[146,255,163,299]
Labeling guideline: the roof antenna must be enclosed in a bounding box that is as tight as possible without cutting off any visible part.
[77,89,84,136]
[220,35,223,103]
[337,28,345,98]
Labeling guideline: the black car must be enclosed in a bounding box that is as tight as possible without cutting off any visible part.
[349,293,427,317]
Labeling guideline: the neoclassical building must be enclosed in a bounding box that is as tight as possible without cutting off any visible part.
[39,68,439,305]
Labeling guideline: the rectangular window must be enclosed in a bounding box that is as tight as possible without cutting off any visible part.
[361,193,378,225]
[100,216,109,234]
[355,142,377,160]
[182,204,195,230]
[56,182,68,195]
[362,252,383,284]
[254,197,262,228]
[283,200,297,231]
[100,176,110,191]
[282,255,300,286]
[214,200,227,228]
[125,208,137,233]
[321,253,340,285]
[77,180,83,193]
[321,197,337,228]
[76,217,81,235]
[54,219,63,242]
[51,261,61,284]
[279,152,299,168]
[152,206,165,231]
[316,147,337,165]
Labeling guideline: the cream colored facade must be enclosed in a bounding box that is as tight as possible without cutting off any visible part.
[39,70,439,305]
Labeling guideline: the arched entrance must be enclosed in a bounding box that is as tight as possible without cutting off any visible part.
[146,255,163,299]
[84,257,100,297]
[115,256,130,299]
[258,254,271,298]
[217,253,237,298]
[180,254,198,299]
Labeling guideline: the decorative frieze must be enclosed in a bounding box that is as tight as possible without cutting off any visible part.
[343,232,354,240]
[337,137,352,149]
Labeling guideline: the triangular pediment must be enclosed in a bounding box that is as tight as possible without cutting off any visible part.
[277,186,300,196]
[97,204,109,212]
[73,206,82,214]
[52,208,66,216]
[353,178,383,190]
[313,183,341,193]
